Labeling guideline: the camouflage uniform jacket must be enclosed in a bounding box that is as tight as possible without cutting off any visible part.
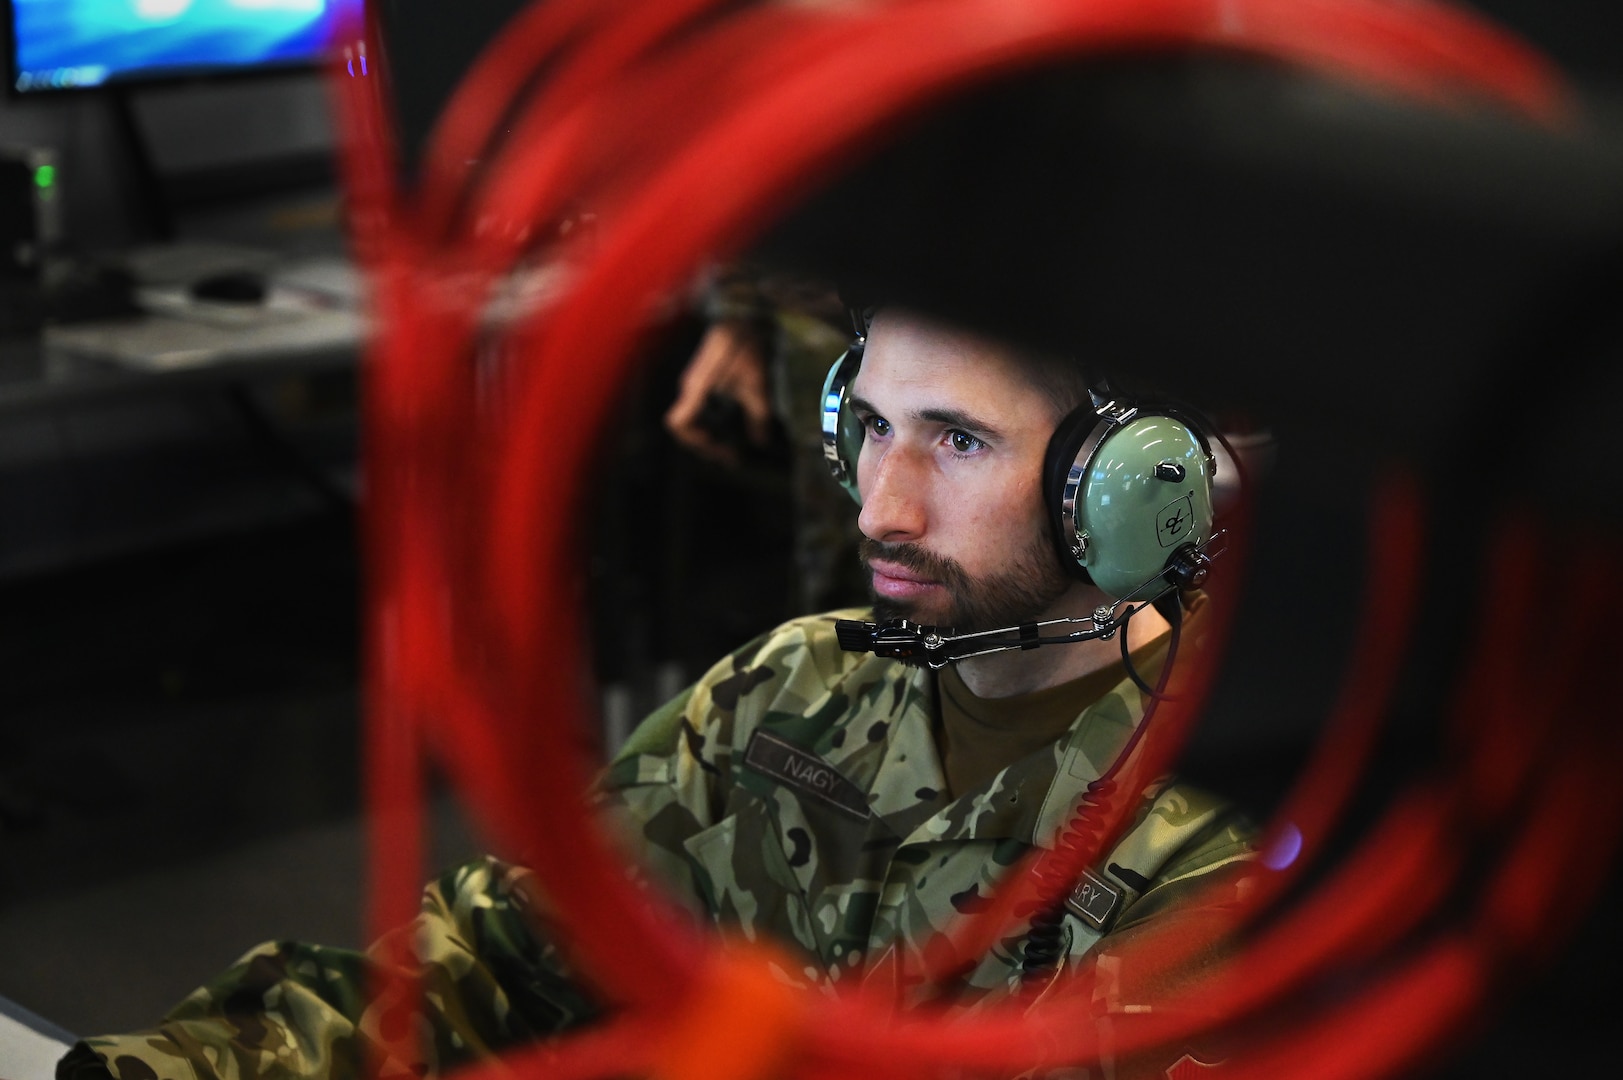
[60,610,1254,1080]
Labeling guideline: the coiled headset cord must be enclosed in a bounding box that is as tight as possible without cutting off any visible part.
[1020,599,1183,984]
[1020,406,1246,981]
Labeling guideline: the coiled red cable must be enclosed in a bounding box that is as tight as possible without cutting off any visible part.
[325,2,1619,1077]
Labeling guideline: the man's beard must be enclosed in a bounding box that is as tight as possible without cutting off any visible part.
[859,534,1072,635]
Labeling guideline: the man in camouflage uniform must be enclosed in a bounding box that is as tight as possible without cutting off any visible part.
[59,308,1254,1080]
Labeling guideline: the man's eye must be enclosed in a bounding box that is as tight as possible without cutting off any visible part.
[948,430,983,453]
[865,415,891,438]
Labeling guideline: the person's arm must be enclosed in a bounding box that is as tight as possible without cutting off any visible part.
[664,318,775,467]
[57,858,601,1080]
[55,646,768,1080]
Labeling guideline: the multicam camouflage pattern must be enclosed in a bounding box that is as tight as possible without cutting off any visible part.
[60,610,1253,1080]
[605,610,1254,1011]
[58,860,599,1080]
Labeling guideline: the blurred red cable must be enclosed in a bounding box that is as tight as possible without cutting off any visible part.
[329,2,1602,1077]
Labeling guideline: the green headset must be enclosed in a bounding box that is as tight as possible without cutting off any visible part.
[820,333,1218,601]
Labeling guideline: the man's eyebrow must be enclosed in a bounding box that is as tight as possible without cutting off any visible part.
[920,407,1004,439]
[847,392,879,417]
[848,393,1005,440]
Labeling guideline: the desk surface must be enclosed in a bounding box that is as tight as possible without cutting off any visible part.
[50,252,367,372]
[1,250,367,419]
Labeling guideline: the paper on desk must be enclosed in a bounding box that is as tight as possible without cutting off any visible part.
[274,256,365,307]
[46,299,367,372]
[0,998,73,1080]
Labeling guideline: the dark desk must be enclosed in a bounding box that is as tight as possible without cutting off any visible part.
[5,251,364,409]
[0,251,366,579]
[0,251,368,1055]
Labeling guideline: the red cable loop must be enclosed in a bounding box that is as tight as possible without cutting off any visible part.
[327,1,1619,1076]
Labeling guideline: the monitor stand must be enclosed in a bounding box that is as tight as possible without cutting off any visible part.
[110,88,175,244]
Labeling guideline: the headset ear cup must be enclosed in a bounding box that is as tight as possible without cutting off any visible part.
[1042,403,1101,581]
[1049,400,1219,599]
[820,341,865,503]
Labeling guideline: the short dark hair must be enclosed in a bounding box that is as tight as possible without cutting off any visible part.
[858,303,1092,423]
[1017,348,1093,423]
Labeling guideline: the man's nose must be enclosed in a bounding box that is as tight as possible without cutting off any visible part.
[858,444,926,542]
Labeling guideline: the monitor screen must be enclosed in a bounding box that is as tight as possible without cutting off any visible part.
[8,0,365,94]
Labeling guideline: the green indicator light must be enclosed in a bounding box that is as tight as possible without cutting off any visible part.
[34,164,56,189]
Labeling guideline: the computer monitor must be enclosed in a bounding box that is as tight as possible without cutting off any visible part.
[6,0,365,95]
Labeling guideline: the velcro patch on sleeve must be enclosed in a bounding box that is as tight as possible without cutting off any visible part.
[1064,866,1124,931]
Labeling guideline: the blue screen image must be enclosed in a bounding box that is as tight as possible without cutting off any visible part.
[11,0,366,92]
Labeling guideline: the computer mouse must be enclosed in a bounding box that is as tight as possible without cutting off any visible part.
[190,269,268,304]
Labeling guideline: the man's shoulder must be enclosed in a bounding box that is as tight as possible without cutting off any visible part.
[696,607,876,696]
[613,608,893,769]
[748,606,873,653]
[1104,777,1259,931]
